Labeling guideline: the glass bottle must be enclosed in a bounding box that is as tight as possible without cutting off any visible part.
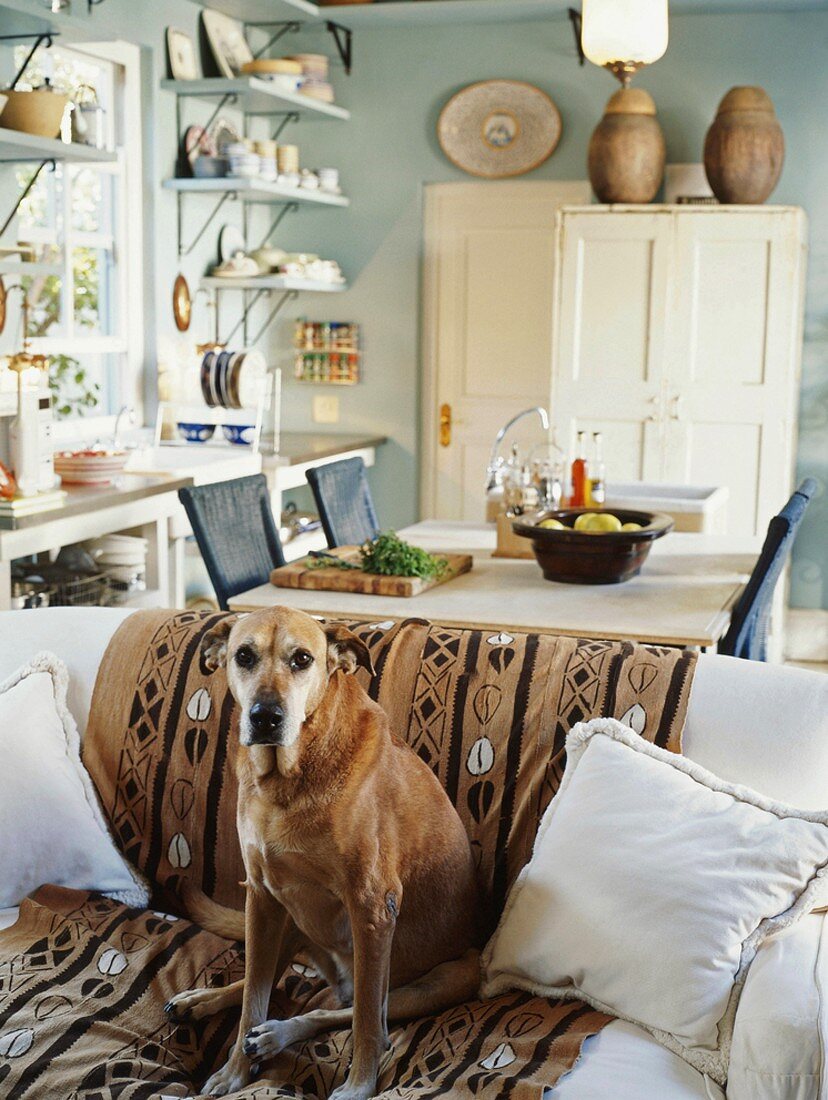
[590,432,606,507]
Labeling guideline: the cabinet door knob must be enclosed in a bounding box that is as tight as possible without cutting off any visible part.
[646,394,660,422]
[670,394,684,421]
[439,403,452,447]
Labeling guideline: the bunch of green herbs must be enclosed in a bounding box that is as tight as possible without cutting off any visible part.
[307,532,447,579]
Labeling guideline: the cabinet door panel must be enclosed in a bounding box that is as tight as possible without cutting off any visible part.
[553,212,668,482]
[663,210,805,534]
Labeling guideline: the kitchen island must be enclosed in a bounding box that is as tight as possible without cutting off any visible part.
[228,520,762,650]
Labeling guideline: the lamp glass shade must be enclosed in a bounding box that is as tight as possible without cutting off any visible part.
[581,0,669,67]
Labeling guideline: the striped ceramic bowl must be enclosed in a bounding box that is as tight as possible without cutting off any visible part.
[54,450,129,485]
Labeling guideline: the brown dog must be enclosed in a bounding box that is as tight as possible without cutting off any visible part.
[164,607,481,1099]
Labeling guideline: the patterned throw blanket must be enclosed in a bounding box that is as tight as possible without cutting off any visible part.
[0,611,696,1099]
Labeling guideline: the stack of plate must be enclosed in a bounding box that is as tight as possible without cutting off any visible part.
[289,53,335,104]
[85,534,147,595]
[54,450,129,486]
[199,347,267,410]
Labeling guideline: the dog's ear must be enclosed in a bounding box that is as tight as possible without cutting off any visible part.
[324,624,375,677]
[201,617,236,673]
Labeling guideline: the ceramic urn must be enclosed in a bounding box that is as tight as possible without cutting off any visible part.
[703,86,785,204]
[587,87,666,204]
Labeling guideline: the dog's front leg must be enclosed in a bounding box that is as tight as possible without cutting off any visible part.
[202,886,287,1097]
[330,885,400,1100]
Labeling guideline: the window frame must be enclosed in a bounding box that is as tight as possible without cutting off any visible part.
[21,40,145,443]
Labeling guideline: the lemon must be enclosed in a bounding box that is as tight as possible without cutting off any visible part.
[575,512,623,533]
[538,518,565,530]
[621,522,643,532]
[573,512,600,531]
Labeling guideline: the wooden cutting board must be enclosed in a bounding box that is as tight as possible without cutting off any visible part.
[270,547,473,597]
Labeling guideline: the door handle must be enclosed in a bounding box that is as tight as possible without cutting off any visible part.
[439,403,452,447]
[646,395,660,422]
[670,394,684,421]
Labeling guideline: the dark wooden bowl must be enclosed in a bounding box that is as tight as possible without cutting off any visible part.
[512,508,674,585]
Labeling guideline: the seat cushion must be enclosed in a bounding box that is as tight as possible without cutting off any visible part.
[0,887,608,1100]
[547,1020,724,1099]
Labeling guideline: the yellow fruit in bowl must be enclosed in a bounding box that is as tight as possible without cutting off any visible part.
[574,512,623,533]
[538,518,565,530]
[621,522,644,532]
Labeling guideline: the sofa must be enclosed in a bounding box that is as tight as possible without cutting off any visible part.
[1,606,828,1099]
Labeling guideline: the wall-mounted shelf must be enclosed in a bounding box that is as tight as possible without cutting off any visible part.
[190,0,322,21]
[163,177,349,208]
[160,77,349,121]
[329,0,564,25]
[202,275,346,292]
[0,128,116,164]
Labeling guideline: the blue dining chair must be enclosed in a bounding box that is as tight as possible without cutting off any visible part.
[718,478,817,661]
[306,457,381,548]
[178,474,286,611]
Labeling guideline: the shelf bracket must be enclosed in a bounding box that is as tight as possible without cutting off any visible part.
[259,201,298,247]
[0,32,57,90]
[247,21,302,61]
[0,159,55,240]
[177,189,236,258]
[271,112,299,141]
[219,287,297,347]
[249,289,298,346]
[568,8,585,66]
[325,21,352,76]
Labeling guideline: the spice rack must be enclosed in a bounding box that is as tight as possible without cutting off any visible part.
[293,319,359,385]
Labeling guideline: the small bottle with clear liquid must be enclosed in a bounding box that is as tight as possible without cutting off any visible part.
[590,432,606,507]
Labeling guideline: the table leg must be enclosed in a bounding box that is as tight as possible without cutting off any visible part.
[169,529,187,610]
[0,560,11,612]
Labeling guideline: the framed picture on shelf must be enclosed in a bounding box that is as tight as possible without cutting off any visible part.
[201,11,254,80]
[166,28,199,81]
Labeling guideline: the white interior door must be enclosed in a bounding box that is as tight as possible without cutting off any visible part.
[663,209,806,534]
[551,210,671,483]
[422,180,590,521]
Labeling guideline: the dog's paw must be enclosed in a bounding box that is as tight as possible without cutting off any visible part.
[201,1057,251,1096]
[243,1019,293,1060]
[163,988,211,1022]
[329,1079,377,1100]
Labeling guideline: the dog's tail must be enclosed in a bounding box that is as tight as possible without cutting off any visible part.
[180,880,246,941]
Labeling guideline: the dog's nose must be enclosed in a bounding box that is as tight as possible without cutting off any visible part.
[248,701,284,742]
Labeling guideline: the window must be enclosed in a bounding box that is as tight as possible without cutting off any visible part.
[12,42,143,428]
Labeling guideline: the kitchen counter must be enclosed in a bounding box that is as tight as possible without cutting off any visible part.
[228,520,761,649]
[0,475,192,531]
[264,432,388,468]
[0,473,195,611]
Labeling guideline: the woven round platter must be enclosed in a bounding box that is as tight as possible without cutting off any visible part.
[438,80,562,179]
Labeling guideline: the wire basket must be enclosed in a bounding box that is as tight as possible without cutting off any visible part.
[49,573,110,608]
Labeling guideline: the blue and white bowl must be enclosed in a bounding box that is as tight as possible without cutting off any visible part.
[177,422,215,444]
[222,424,255,446]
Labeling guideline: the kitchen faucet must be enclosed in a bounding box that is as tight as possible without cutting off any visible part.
[485,406,550,491]
[113,404,137,449]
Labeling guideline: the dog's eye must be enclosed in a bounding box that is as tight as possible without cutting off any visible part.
[290,649,313,671]
[234,645,258,669]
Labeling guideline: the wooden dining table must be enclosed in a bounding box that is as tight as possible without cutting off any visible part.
[228,521,763,649]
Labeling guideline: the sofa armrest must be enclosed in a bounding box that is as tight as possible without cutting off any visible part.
[728,912,825,1099]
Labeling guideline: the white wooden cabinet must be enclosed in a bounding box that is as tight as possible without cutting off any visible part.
[551,206,807,535]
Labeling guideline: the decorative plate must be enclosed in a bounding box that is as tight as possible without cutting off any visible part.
[437,80,562,179]
[172,273,192,333]
[201,9,253,79]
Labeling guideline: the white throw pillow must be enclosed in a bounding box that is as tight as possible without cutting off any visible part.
[481,718,828,1086]
[0,652,148,909]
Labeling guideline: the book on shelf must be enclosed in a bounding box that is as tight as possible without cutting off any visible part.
[0,489,67,516]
